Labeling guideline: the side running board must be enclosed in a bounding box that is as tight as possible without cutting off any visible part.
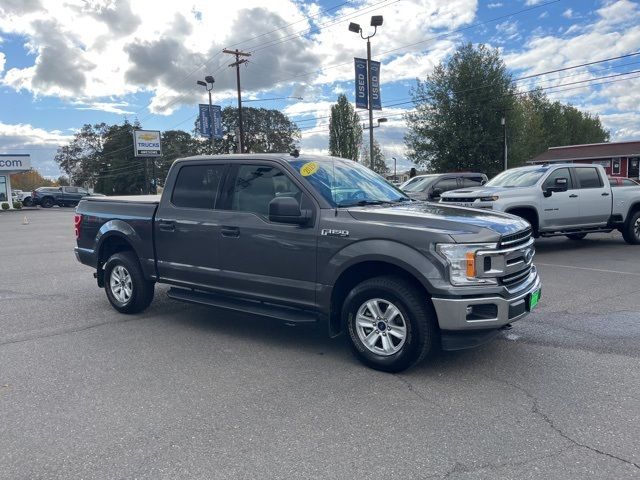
[167,287,318,324]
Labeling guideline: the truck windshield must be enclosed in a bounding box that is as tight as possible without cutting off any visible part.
[289,157,410,207]
[486,168,547,188]
[402,176,437,192]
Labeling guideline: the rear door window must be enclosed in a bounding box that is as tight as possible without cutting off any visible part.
[433,177,459,193]
[171,164,226,209]
[462,176,485,188]
[575,167,603,189]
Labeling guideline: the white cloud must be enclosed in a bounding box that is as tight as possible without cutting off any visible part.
[538,11,549,19]
[562,8,574,19]
[525,0,545,5]
[73,101,135,115]
[0,51,5,73]
[0,0,479,116]
[487,3,503,8]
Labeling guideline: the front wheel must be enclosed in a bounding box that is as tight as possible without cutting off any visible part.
[103,251,154,313]
[343,276,438,372]
[40,197,53,208]
[622,211,640,245]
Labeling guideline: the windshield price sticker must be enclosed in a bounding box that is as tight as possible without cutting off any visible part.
[300,161,319,176]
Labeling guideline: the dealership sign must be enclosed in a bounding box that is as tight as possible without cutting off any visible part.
[133,130,162,157]
[198,104,223,140]
[354,58,382,110]
[0,154,31,171]
[354,58,368,109]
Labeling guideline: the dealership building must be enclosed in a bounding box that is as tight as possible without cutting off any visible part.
[0,154,31,208]
[528,140,640,179]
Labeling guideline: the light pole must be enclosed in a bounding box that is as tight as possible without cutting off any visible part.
[392,156,397,181]
[349,15,383,170]
[501,115,508,171]
[197,76,215,150]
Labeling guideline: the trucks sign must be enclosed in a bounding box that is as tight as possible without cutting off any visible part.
[133,130,162,157]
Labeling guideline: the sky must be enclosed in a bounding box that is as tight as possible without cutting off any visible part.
[0,0,639,177]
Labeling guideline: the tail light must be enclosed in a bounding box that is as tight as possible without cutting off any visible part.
[74,214,82,240]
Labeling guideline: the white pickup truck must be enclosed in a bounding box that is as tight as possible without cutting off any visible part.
[440,163,640,244]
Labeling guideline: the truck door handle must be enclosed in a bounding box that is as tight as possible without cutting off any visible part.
[221,226,240,238]
[601,192,610,196]
[158,220,175,232]
[569,194,578,198]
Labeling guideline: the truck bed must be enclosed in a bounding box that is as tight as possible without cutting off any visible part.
[85,194,161,204]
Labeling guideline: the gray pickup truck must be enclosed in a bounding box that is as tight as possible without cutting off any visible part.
[74,154,541,372]
[441,163,640,244]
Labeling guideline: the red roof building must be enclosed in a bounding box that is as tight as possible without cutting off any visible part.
[528,140,640,179]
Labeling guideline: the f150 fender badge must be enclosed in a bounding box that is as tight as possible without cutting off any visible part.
[321,229,350,237]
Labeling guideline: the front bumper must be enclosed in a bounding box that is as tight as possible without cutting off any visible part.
[431,268,541,331]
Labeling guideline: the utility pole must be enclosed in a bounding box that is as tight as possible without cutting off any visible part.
[223,49,251,153]
[366,37,374,170]
[501,115,508,171]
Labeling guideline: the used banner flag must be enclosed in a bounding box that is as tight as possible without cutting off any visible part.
[354,58,368,109]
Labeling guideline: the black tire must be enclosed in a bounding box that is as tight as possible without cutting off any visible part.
[566,233,587,240]
[103,251,154,313]
[23,197,32,207]
[343,275,438,373]
[40,197,54,208]
[622,210,640,245]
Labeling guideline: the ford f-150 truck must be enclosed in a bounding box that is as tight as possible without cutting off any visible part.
[74,154,541,372]
[440,164,640,244]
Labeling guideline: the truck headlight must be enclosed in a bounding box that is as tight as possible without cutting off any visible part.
[480,195,499,201]
[436,243,498,286]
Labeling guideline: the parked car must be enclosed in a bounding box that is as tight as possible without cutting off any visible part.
[11,189,33,206]
[609,177,639,187]
[74,154,540,372]
[401,173,488,201]
[32,186,96,208]
[440,164,640,244]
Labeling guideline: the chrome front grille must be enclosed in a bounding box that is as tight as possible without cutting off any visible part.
[500,227,532,248]
[441,196,476,203]
[501,265,533,287]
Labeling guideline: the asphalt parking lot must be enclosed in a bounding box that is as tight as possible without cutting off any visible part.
[1,209,639,479]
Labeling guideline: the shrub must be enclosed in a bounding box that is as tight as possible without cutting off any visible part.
[1,202,9,210]
[14,200,23,209]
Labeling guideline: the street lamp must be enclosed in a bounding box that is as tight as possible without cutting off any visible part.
[371,117,387,129]
[392,156,397,181]
[196,76,215,149]
[349,15,383,169]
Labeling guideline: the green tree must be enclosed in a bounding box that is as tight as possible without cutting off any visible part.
[54,123,109,185]
[56,175,70,186]
[156,130,199,184]
[362,141,388,175]
[95,120,144,195]
[404,43,516,176]
[10,170,55,190]
[328,94,363,160]
[193,107,300,154]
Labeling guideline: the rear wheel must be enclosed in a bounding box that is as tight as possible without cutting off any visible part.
[103,251,154,313]
[40,197,54,208]
[343,276,438,372]
[566,233,587,240]
[622,211,640,245]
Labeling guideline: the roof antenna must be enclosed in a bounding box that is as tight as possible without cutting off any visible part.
[290,149,300,158]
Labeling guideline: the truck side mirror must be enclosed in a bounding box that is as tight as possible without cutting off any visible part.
[268,196,310,225]
[544,177,568,197]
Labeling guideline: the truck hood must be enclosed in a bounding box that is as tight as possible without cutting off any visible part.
[442,186,527,198]
[347,202,529,243]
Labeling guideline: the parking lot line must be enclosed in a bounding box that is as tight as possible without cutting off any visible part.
[536,262,640,277]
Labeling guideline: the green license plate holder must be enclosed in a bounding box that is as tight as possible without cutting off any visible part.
[528,289,541,311]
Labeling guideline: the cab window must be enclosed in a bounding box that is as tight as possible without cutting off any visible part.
[171,164,226,209]
[227,165,303,217]
[542,168,572,190]
[575,167,603,189]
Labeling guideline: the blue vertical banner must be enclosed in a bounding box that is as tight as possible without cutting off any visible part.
[199,104,223,139]
[198,104,212,138]
[354,58,368,109]
[211,105,223,140]
[370,61,381,110]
